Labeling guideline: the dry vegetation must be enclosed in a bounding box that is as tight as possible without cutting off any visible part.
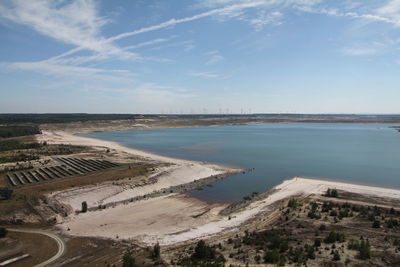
[159,190,400,267]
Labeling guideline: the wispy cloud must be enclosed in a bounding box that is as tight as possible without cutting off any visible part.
[7,61,133,82]
[2,0,400,97]
[124,38,172,51]
[0,0,139,78]
[0,0,324,74]
[296,2,400,28]
[340,47,380,56]
[249,10,283,30]
[377,0,400,27]
[205,50,224,65]
[339,38,397,56]
[190,71,227,79]
[107,1,267,43]
[0,0,131,58]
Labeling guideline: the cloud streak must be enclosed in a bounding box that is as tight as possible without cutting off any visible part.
[205,50,224,65]
[0,0,130,58]
[107,1,267,42]
[190,71,227,79]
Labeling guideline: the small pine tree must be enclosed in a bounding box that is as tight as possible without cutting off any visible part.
[264,249,280,264]
[372,220,381,228]
[122,250,136,267]
[307,246,316,259]
[152,243,160,259]
[288,199,298,209]
[81,201,88,213]
[314,238,321,247]
[0,228,7,238]
[358,240,371,260]
[333,250,341,261]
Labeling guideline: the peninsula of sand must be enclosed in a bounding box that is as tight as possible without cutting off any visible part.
[39,130,400,246]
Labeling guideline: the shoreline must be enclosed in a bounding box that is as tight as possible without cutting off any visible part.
[299,175,400,192]
[38,130,217,166]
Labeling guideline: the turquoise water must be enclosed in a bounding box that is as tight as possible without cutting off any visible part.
[81,123,400,203]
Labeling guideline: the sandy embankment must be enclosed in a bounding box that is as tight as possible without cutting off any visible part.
[59,177,400,246]
[52,163,224,211]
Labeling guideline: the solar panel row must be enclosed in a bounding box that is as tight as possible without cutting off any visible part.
[6,157,119,186]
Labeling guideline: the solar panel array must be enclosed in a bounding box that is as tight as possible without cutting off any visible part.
[6,157,119,187]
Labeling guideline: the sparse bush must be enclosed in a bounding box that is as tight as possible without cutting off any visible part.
[178,240,225,266]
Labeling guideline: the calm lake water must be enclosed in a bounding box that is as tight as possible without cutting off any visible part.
[81,123,400,203]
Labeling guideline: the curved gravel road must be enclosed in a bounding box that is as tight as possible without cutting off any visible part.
[6,228,65,267]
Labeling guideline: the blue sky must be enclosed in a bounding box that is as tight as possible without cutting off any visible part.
[1,0,400,114]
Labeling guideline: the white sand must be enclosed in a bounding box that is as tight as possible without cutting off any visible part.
[60,194,226,245]
[59,177,400,245]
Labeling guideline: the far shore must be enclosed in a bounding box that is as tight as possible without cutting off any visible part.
[38,130,220,166]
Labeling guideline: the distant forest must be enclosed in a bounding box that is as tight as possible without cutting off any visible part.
[1,113,400,126]
[0,114,136,124]
[0,125,41,138]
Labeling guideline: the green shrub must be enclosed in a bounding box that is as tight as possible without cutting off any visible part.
[324,231,345,243]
